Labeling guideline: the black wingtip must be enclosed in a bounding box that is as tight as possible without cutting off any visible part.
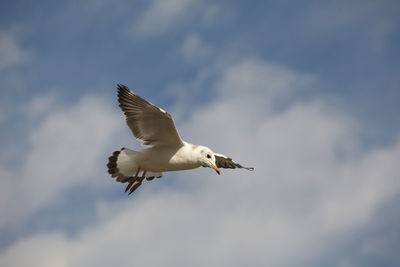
[117,84,128,92]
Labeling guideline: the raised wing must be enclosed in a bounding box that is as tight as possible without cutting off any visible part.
[117,84,184,147]
[214,153,254,170]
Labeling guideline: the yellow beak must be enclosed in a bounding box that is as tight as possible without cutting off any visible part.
[211,164,220,175]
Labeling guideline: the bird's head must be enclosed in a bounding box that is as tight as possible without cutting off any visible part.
[196,145,220,175]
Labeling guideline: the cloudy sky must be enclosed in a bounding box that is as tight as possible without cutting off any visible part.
[1,0,400,266]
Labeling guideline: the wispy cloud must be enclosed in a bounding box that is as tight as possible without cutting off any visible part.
[130,0,195,39]
[0,95,123,230]
[180,33,212,64]
[129,0,225,39]
[0,31,30,71]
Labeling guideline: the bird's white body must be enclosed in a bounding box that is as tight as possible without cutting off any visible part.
[129,142,202,173]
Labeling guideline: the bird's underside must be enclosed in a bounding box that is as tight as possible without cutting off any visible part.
[107,149,162,195]
[107,84,253,196]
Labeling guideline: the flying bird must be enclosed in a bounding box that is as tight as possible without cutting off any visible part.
[107,84,253,195]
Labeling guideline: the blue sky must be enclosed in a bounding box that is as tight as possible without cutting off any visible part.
[1,1,400,266]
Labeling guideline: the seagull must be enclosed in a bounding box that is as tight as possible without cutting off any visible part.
[107,84,253,195]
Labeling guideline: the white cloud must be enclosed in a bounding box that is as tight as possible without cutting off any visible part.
[131,0,195,39]
[25,94,57,119]
[0,94,124,229]
[0,32,29,71]
[180,33,212,63]
[1,58,400,266]
[215,59,315,109]
[130,0,226,39]
[0,233,70,267]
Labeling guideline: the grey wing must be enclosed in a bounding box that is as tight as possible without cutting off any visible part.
[117,84,184,147]
[214,153,254,170]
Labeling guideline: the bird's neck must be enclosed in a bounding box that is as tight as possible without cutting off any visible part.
[179,142,202,166]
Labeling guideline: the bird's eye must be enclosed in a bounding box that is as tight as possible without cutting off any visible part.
[206,154,211,159]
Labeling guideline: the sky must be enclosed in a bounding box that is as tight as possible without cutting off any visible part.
[0,0,400,266]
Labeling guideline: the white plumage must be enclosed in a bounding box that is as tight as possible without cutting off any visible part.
[107,84,253,195]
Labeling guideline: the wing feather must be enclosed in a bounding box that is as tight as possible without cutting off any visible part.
[214,153,254,170]
[117,84,183,147]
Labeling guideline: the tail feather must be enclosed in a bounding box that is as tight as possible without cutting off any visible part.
[107,148,162,183]
[107,150,120,177]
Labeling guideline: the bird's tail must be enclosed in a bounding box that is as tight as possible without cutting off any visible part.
[107,148,162,183]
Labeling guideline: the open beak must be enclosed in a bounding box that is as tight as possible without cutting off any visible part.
[211,164,220,175]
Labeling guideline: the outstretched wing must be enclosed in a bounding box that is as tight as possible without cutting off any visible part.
[214,153,254,170]
[117,84,184,147]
